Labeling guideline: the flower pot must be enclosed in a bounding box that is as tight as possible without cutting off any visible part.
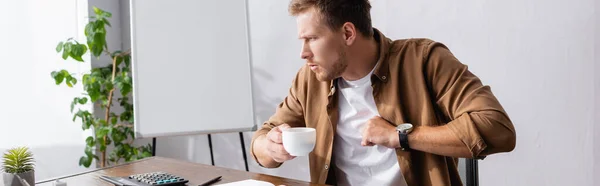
[2,170,35,186]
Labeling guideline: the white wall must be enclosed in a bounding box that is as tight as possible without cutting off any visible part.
[368,0,595,185]
[131,1,598,185]
[150,0,465,183]
[239,0,597,185]
[13,0,593,185]
[0,0,93,181]
[595,0,599,183]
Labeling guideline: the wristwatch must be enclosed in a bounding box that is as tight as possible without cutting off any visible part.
[396,123,413,151]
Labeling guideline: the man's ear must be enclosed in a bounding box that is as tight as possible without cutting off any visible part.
[341,22,357,46]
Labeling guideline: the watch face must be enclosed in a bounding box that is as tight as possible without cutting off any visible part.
[397,124,413,132]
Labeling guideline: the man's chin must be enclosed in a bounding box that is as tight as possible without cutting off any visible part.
[315,73,335,82]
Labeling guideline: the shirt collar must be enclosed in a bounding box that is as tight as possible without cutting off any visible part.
[371,28,391,83]
[329,28,391,95]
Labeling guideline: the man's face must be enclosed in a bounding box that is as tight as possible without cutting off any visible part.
[296,8,347,81]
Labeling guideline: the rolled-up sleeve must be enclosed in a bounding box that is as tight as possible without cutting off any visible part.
[424,42,516,159]
[250,69,307,168]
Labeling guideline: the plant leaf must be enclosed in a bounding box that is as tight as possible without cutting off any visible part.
[111,130,123,146]
[56,42,63,53]
[93,7,102,15]
[65,76,73,87]
[84,146,92,157]
[70,98,78,113]
[85,22,95,40]
[142,151,152,158]
[70,48,84,62]
[111,116,118,125]
[102,18,111,27]
[62,49,69,60]
[95,127,108,139]
[57,70,72,87]
[99,142,107,152]
[70,77,78,86]
[83,116,93,130]
[103,11,112,18]
[78,155,92,168]
[2,147,34,173]
[62,43,71,60]
[69,44,87,62]
[53,72,65,85]
[89,90,100,102]
[78,97,88,104]
[124,55,131,67]
[78,156,87,167]
[96,137,105,151]
[85,136,95,146]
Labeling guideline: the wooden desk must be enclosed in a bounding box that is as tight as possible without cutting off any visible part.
[36,156,327,186]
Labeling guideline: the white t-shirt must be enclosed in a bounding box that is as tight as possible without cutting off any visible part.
[333,65,407,186]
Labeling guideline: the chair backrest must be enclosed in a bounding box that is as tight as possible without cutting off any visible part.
[460,158,479,186]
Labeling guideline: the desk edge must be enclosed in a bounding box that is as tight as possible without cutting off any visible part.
[35,156,156,184]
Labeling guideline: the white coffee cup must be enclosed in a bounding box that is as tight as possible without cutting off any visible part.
[282,127,316,156]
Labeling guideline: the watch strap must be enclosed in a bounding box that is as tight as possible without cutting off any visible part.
[399,132,410,151]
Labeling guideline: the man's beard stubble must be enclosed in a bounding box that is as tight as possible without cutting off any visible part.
[316,50,347,82]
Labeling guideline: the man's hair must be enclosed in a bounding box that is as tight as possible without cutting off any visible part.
[289,0,373,37]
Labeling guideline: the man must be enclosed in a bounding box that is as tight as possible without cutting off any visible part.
[250,0,516,185]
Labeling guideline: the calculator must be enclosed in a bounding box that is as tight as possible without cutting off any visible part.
[100,171,189,186]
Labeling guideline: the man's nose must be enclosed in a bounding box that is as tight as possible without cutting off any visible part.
[300,44,312,60]
[301,51,311,60]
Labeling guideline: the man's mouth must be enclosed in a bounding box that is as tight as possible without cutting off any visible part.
[308,63,317,70]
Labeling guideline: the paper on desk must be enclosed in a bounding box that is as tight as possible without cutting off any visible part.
[215,179,275,186]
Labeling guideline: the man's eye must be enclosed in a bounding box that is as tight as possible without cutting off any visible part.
[303,37,316,43]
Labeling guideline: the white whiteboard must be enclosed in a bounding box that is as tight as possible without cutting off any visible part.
[129,0,256,138]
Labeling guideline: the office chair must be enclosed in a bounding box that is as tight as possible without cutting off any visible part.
[466,158,479,186]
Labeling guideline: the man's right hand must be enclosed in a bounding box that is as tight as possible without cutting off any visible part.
[265,124,296,163]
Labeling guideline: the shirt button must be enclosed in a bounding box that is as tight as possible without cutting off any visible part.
[324,165,329,170]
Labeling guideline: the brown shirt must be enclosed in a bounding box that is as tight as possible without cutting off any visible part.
[250,28,516,186]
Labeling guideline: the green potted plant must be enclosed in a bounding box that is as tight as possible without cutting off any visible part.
[2,147,35,186]
[51,7,152,168]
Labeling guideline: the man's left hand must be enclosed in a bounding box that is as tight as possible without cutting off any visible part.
[361,116,400,148]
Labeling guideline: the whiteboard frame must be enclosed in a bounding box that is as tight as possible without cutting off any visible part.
[129,0,258,139]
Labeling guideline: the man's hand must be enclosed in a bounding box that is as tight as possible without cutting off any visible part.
[361,116,399,148]
[265,124,296,163]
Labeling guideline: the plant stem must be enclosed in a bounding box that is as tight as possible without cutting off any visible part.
[105,49,131,58]
[121,49,131,56]
[114,123,133,128]
[101,54,118,168]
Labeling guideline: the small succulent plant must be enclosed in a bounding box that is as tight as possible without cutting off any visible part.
[2,147,35,174]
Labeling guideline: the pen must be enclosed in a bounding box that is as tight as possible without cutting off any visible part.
[198,176,222,186]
